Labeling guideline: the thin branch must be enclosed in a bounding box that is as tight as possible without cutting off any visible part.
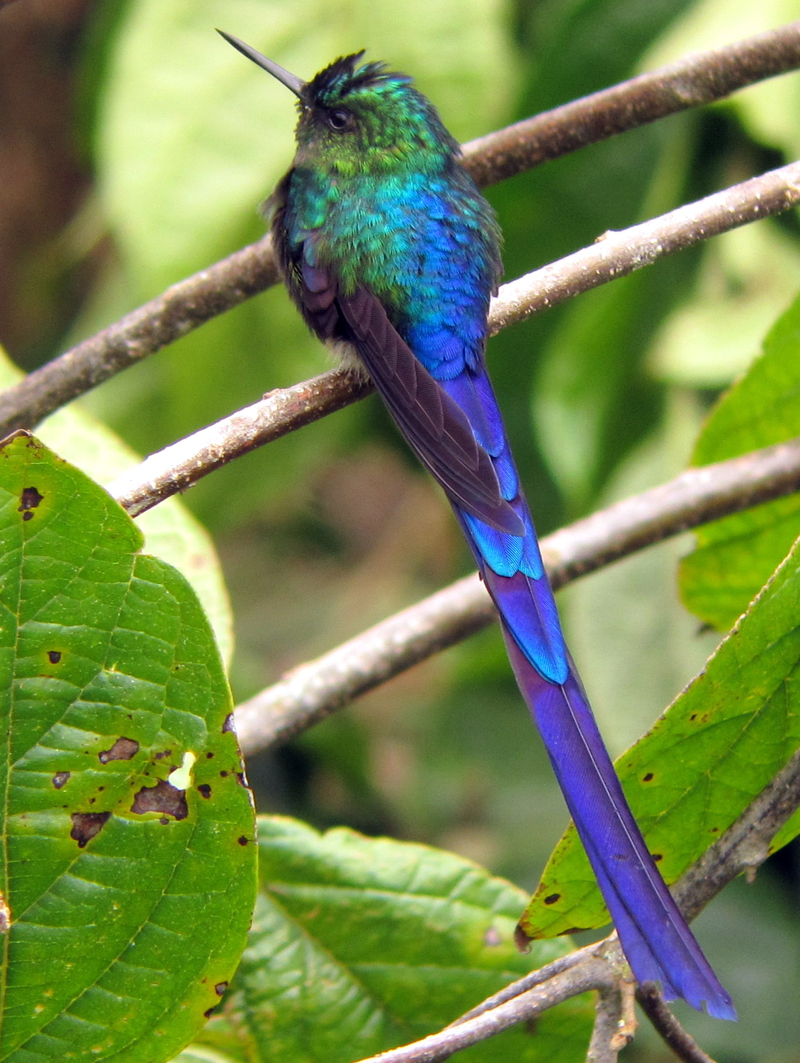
[489,160,800,335]
[0,236,278,437]
[636,985,719,1063]
[587,980,636,1063]
[109,368,372,516]
[107,161,800,517]
[464,22,800,185]
[673,746,800,921]
[350,956,613,1063]
[447,944,598,1025]
[2,26,800,436]
[347,747,800,1063]
[230,438,800,755]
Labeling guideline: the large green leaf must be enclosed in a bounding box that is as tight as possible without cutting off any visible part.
[0,434,257,1062]
[178,816,593,1063]
[519,525,800,938]
[679,293,800,631]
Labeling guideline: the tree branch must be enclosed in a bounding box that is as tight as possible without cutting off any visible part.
[346,747,800,1063]
[106,161,800,518]
[587,980,636,1063]
[0,235,279,438]
[635,985,719,1063]
[2,25,800,436]
[229,438,800,755]
[464,21,800,186]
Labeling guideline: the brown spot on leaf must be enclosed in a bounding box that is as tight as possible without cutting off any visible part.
[52,772,70,789]
[235,772,248,788]
[543,893,560,905]
[70,811,111,848]
[198,784,212,799]
[642,772,654,782]
[652,853,663,862]
[204,1006,217,1019]
[19,486,43,517]
[219,771,228,778]
[237,836,249,846]
[154,749,173,760]
[131,779,188,820]
[47,650,62,664]
[222,713,236,734]
[214,982,228,997]
[99,737,140,763]
[514,924,531,953]
[206,752,214,759]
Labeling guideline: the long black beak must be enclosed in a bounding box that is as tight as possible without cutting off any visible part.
[217,30,306,98]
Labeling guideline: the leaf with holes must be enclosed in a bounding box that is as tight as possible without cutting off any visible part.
[518,528,800,940]
[0,433,257,1063]
[176,816,593,1063]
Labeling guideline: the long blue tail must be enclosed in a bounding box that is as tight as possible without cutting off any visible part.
[500,598,735,1017]
[444,375,736,1021]
[334,284,735,1018]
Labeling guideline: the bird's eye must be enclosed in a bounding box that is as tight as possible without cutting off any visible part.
[327,108,352,131]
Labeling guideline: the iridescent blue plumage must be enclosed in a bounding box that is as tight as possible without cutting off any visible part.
[220,31,735,1021]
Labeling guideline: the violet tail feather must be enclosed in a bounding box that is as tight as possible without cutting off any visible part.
[491,571,737,1020]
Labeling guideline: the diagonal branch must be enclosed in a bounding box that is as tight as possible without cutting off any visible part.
[229,437,800,756]
[635,986,719,1063]
[2,24,800,436]
[464,21,800,185]
[107,160,800,518]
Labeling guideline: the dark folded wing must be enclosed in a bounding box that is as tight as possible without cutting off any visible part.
[333,286,520,535]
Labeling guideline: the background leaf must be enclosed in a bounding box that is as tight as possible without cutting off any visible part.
[0,434,257,1063]
[178,816,593,1063]
[679,293,800,631]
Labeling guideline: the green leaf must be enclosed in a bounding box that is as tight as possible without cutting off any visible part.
[0,433,257,1062]
[679,292,800,631]
[519,526,800,938]
[649,221,800,389]
[181,816,593,1063]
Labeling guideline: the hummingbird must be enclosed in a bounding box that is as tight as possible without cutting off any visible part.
[218,30,735,1021]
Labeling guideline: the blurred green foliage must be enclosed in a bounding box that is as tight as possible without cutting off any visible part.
[4,0,800,1057]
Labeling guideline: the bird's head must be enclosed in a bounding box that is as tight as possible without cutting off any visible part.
[219,32,459,176]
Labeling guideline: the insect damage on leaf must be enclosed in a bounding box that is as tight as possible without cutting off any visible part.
[168,751,197,791]
[0,891,10,932]
[18,485,43,520]
[70,811,112,848]
[131,780,189,821]
[98,736,140,763]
